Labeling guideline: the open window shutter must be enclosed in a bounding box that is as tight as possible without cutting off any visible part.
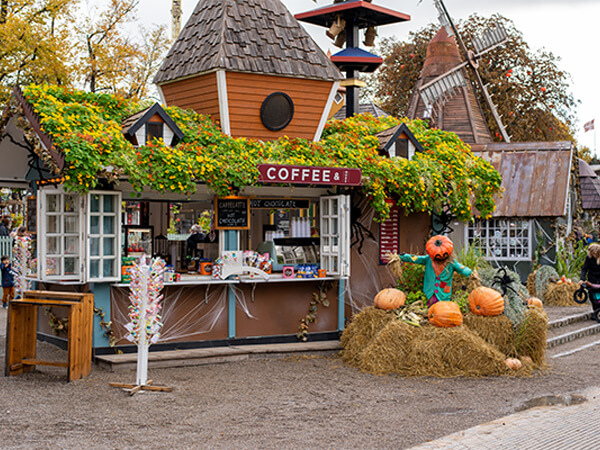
[319,195,350,277]
[86,191,122,282]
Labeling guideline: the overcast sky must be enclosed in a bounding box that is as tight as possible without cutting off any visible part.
[128,0,599,152]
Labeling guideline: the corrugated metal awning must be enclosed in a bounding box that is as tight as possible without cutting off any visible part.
[471,142,573,218]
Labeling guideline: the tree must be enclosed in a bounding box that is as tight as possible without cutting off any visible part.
[368,14,579,143]
[0,0,76,106]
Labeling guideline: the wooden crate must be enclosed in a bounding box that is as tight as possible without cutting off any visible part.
[4,290,94,382]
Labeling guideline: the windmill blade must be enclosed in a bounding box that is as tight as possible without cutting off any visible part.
[433,0,454,37]
[472,23,508,55]
[419,66,468,108]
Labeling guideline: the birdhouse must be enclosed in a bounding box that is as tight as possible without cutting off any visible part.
[121,103,184,147]
[154,0,343,142]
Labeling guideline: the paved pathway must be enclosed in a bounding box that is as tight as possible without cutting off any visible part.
[411,386,600,449]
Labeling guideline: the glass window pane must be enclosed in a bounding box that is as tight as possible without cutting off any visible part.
[90,216,100,235]
[331,218,338,235]
[90,238,100,257]
[331,199,338,215]
[64,236,78,255]
[47,215,60,233]
[103,195,115,213]
[64,257,78,275]
[103,237,115,256]
[103,259,115,277]
[90,259,99,278]
[332,256,338,272]
[90,194,100,213]
[64,195,77,212]
[47,194,59,212]
[65,215,78,233]
[47,236,59,254]
[103,216,115,234]
[46,257,59,275]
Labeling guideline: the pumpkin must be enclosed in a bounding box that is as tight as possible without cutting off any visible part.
[526,297,543,309]
[468,286,505,316]
[505,358,522,370]
[428,301,463,327]
[425,235,454,261]
[374,288,406,310]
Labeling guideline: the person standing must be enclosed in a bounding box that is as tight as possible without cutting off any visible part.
[1,255,15,308]
[579,243,600,320]
[0,217,11,236]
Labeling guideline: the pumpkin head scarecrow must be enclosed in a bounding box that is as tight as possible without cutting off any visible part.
[399,235,472,307]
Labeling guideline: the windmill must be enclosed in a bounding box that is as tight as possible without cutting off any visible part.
[418,0,511,142]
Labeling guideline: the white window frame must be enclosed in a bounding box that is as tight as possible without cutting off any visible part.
[38,187,84,282]
[319,195,350,277]
[465,218,532,262]
[86,191,122,282]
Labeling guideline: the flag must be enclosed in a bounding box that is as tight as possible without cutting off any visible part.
[584,119,595,132]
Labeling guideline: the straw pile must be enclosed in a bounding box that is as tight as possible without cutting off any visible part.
[514,306,548,367]
[527,271,537,297]
[535,265,559,300]
[340,306,548,377]
[543,281,580,306]
[463,313,514,356]
[386,253,403,281]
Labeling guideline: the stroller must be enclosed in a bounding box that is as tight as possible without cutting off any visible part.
[573,281,600,322]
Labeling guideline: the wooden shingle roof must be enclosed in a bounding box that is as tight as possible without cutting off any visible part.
[471,142,574,218]
[154,0,342,85]
[579,158,600,210]
[333,103,390,121]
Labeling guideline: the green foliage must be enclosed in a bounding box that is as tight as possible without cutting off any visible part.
[453,290,470,315]
[405,290,427,308]
[455,242,491,271]
[556,239,587,280]
[397,263,425,294]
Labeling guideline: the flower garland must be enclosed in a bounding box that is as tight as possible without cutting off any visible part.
[20,84,503,222]
[12,235,32,298]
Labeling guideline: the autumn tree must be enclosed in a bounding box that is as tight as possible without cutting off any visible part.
[368,14,579,143]
[0,0,76,106]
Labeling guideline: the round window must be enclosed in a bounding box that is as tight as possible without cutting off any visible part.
[260,92,294,131]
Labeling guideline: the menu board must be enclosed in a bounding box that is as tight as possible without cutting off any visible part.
[215,197,250,230]
[379,201,399,264]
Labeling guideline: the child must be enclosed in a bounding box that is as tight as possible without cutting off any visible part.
[1,255,14,308]
[399,235,473,307]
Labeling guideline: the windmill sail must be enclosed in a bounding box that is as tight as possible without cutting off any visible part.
[472,23,508,54]
[419,68,467,108]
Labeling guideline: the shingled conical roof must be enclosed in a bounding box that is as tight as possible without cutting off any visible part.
[407,28,492,144]
[154,0,342,85]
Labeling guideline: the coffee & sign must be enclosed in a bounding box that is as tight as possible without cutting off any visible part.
[257,164,361,186]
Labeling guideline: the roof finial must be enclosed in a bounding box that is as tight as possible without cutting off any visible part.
[171,0,182,40]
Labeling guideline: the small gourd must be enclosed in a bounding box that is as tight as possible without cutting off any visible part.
[505,358,522,370]
[468,286,505,316]
[425,235,454,261]
[428,301,463,327]
[526,297,543,309]
[374,288,406,310]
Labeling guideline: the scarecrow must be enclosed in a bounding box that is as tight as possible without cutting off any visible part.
[399,235,473,306]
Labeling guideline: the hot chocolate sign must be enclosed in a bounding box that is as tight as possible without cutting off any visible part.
[258,164,361,186]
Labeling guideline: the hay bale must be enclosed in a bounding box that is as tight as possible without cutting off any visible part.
[479,267,527,327]
[464,313,514,355]
[340,306,394,366]
[514,306,548,367]
[535,265,559,300]
[387,253,403,281]
[395,326,509,378]
[357,320,419,375]
[527,271,537,297]
[543,282,580,306]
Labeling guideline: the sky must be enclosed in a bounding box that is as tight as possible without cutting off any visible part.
[130,0,599,152]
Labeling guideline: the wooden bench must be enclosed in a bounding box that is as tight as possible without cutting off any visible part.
[4,290,94,382]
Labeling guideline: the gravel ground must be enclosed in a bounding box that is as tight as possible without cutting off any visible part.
[2,305,600,449]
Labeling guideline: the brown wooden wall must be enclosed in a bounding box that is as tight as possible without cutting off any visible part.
[226,72,333,141]
[160,72,221,126]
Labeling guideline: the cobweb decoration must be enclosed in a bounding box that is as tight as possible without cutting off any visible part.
[12,236,32,298]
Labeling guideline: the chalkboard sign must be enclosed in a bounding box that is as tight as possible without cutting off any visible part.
[26,196,36,233]
[215,197,250,230]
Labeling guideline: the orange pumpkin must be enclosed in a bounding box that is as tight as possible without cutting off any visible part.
[526,297,543,309]
[505,358,522,370]
[428,301,463,327]
[374,288,406,310]
[468,286,505,316]
[425,235,454,261]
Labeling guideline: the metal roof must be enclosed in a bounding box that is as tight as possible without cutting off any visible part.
[471,142,574,218]
[154,0,342,85]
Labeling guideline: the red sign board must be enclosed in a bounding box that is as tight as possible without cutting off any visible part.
[379,201,399,264]
[257,164,361,186]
